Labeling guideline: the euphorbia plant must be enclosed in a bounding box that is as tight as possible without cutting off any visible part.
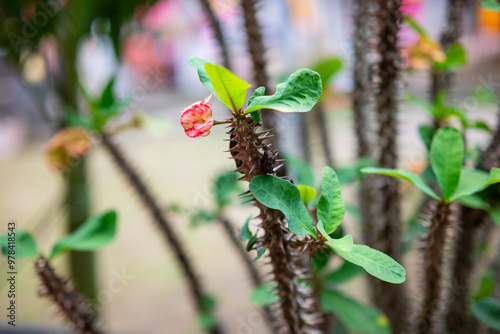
[182,58,405,333]
[363,126,500,334]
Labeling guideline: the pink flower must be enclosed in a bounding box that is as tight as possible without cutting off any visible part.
[180,95,214,138]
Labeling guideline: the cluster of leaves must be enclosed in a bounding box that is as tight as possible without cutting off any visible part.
[0,211,117,260]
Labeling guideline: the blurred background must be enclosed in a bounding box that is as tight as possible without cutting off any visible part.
[1,0,500,333]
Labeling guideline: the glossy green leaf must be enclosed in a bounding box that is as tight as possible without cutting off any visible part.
[253,248,266,263]
[419,125,436,151]
[430,127,464,201]
[361,167,440,200]
[320,290,390,334]
[249,175,317,237]
[450,168,500,201]
[324,261,365,285]
[459,194,490,211]
[251,283,278,306]
[491,208,500,225]
[188,58,217,97]
[244,69,322,114]
[0,230,38,259]
[473,269,496,301]
[297,185,317,205]
[312,58,342,90]
[205,63,250,113]
[332,244,406,284]
[481,0,500,11]
[317,167,345,233]
[472,298,500,330]
[318,220,353,253]
[51,210,118,258]
[435,43,467,71]
[100,77,115,109]
[240,215,254,241]
[248,86,265,124]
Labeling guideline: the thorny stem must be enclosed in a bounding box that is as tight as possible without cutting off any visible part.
[35,256,102,334]
[100,133,223,334]
[370,1,409,332]
[198,0,232,70]
[418,201,456,334]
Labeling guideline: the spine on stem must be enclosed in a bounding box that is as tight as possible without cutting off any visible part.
[100,133,223,334]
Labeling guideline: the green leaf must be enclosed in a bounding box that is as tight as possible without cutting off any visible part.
[205,63,250,113]
[213,172,240,209]
[198,313,217,330]
[51,211,118,258]
[459,194,491,211]
[285,155,315,187]
[312,58,343,90]
[430,127,464,201]
[188,58,217,97]
[320,290,391,334]
[244,69,322,114]
[450,168,500,201]
[491,207,500,225]
[361,167,440,200]
[435,43,467,71]
[248,86,265,124]
[317,167,345,234]
[250,283,278,306]
[472,298,500,330]
[481,0,500,12]
[240,215,253,241]
[100,77,115,109]
[473,269,496,301]
[323,261,365,285]
[0,230,38,259]
[253,248,266,263]
[249,175,317,237]
[419,125,436,151]
[318,220,353,253]
[403,17,428,38]
[297,185,317,205]
[332,244,406,284]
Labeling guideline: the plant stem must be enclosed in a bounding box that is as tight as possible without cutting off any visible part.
[370,1,409,332]
[100,132,223,334]
[430,0,467,101]
[418,201,456,334]
[313,104,335,168]
[198,0,232,70]
[35,255,102,334]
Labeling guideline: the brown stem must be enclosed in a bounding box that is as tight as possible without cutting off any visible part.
[369,1,409,332]
[417,201,456,334]
[100,133,223,334]
[230,115,323,333]
[35,255,102,334]
[198,0,232,70]
[314,104,335,168]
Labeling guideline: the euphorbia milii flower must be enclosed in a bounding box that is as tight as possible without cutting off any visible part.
[180,95,214,138]
[46,127,93,171]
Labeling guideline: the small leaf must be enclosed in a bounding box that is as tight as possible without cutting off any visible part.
[481,0,500,11]
[214,172,240,209]
[244,69,322,114]
[100,77,115,109]
[491,208,500,225]
[459,194,491,211]
[240,215,253,241]
[188,58,217,98]
[320,290,391,334]
[324,261,365,285]
[361,167,440,200]
[318,220,353,253]
[248,86,265,124]
[249,175,317,237]
[250,283,278,306]
[253,248,266,263]
[472,298,500,330]
[205,63,250,113]
[435,43,467,71]
[0,230,38,259]
[332,244,406,284]
[419,125,436,151]
[198,313,217,330]
[403,17,428,38]
[51,211,118,258]
[450,168,500,201]
[317,167,345,234]
[312,58,343,90]
[430,127,464,201]
[297,185,317,205]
